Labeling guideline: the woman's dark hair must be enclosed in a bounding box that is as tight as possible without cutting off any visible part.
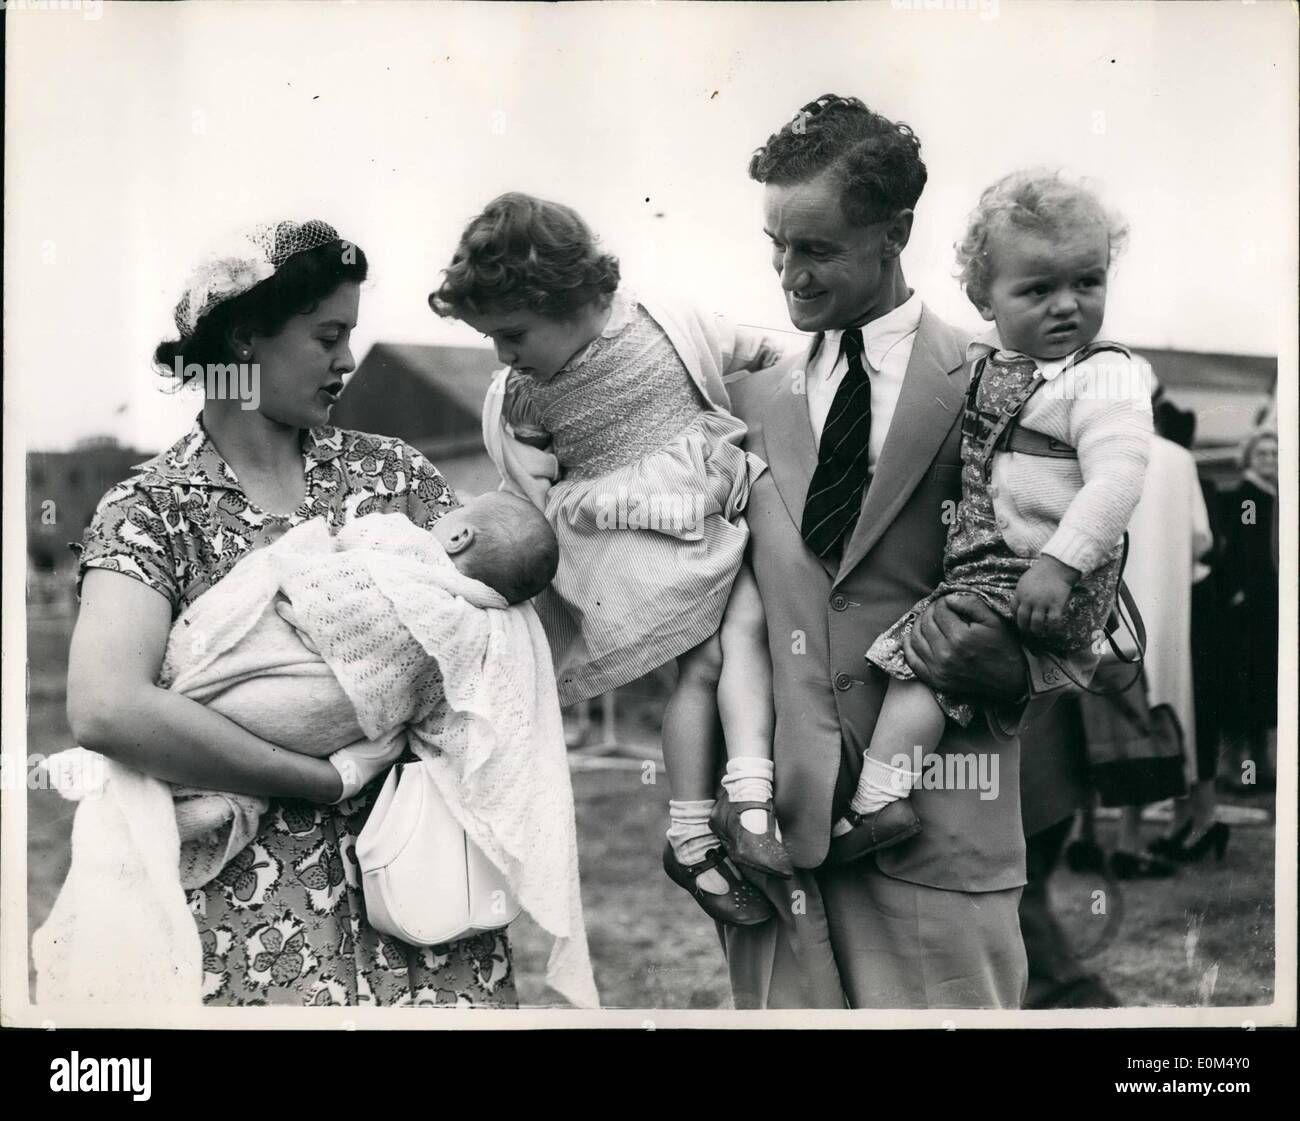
[748,94,927,227]
[154,232,368,379]
[428,192,620,321]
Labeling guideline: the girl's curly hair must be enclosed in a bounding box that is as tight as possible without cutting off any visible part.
[429,192,620,320]
[955,170,1129,309]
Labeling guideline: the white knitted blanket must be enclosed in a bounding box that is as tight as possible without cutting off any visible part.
[34,513,596,1009]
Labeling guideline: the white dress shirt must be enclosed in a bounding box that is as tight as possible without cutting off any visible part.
[806,291,924,465]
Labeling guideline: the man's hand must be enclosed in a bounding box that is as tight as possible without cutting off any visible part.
[1012,555,1079,638]
[902,593,1028,702]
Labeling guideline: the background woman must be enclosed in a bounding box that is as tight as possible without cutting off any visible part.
[1219,429,1280,797]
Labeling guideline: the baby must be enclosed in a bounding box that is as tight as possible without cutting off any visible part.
[174,496,559,811]
[829,170,1153,864]
[430,491,560,605]
[266,493,560,791]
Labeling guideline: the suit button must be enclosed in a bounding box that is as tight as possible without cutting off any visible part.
[988,485,999,497]
[831,593,849,611]
[996,515,1009,528]
[834,672,853,691]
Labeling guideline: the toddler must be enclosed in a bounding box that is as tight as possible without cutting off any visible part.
[431,192,793,925]
[830,171,1153,864]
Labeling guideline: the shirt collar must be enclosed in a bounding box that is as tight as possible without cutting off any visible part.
[821,290,923,372]
[135,414,344,488]
[966,326,1077,382]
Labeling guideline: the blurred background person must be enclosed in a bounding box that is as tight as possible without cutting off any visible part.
[1145,396,1232,862]
[1074,378,1211,877]
[1218,428,1279,798]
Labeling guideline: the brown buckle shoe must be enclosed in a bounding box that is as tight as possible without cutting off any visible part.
[662,842,775,926]
[826,799,922,867]
[709,789,794,879]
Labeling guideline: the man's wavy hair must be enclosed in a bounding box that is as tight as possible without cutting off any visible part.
[429,192,620,321]
[748,94,928,226]
[955,170,1130,309]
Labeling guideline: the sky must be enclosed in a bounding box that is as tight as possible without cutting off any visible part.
[5,0,1297,451]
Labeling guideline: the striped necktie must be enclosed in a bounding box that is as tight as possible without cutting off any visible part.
[801,328,873,559]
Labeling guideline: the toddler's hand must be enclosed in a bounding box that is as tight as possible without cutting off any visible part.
[1012,556,1079,639]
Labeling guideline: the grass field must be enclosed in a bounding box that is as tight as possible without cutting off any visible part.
[22,614,1276,1010]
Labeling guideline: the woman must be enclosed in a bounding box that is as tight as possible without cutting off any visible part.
[1219,428,1279,795]
[65,220,516,1007]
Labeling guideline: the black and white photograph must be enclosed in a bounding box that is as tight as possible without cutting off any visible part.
[3,0,1295,1038]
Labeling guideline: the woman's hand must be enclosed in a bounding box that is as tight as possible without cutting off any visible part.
[68,570,344,803]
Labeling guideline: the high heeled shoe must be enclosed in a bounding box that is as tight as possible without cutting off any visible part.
[662,842,775,926]
[1149,821,1194,861]
[1173,821,1230,863]
[709,789,794,879]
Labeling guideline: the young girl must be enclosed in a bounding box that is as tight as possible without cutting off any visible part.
[829,171,1153,864]
[430,192,791,923]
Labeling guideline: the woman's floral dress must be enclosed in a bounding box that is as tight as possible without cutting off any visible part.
[76,417,517,1008]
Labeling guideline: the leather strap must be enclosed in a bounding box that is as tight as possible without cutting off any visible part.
[965,341,1136,471]
[1003,426,1079,457]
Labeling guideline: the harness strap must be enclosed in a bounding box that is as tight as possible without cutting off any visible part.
[1003,426,1079,458]
[964,341,1134,475]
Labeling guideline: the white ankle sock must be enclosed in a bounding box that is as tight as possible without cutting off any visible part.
[666,799,726,894]
[849,755,920,817]
[667,799,719,867]
[722,757,777,836]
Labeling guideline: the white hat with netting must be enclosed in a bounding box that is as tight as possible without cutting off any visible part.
[172,219,346,338]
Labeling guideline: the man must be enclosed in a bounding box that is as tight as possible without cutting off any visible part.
[1018,695,1121,1008]
[723,95,1081,1008]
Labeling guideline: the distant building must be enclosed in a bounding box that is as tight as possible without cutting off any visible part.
[1135,348,1276,483]
[329,342,502,498]
[27,439,147,575]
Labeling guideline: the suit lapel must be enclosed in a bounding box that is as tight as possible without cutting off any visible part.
[761,335,836,577]
[833,307,967,587]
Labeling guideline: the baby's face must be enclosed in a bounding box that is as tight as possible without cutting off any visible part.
[978,223,1109,360]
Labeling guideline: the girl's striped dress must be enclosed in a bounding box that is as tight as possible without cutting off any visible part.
[513,289,764,705]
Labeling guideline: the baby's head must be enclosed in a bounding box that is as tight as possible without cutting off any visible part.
[428,192,620,382]
[431,492,559,605]
[956,171,1128,360]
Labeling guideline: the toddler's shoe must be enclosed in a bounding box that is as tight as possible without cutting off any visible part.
[826,800,921,867]
[662,842,775,926]
[709,789,794,879]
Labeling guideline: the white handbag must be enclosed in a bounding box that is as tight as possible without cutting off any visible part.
[356,760,522,945]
